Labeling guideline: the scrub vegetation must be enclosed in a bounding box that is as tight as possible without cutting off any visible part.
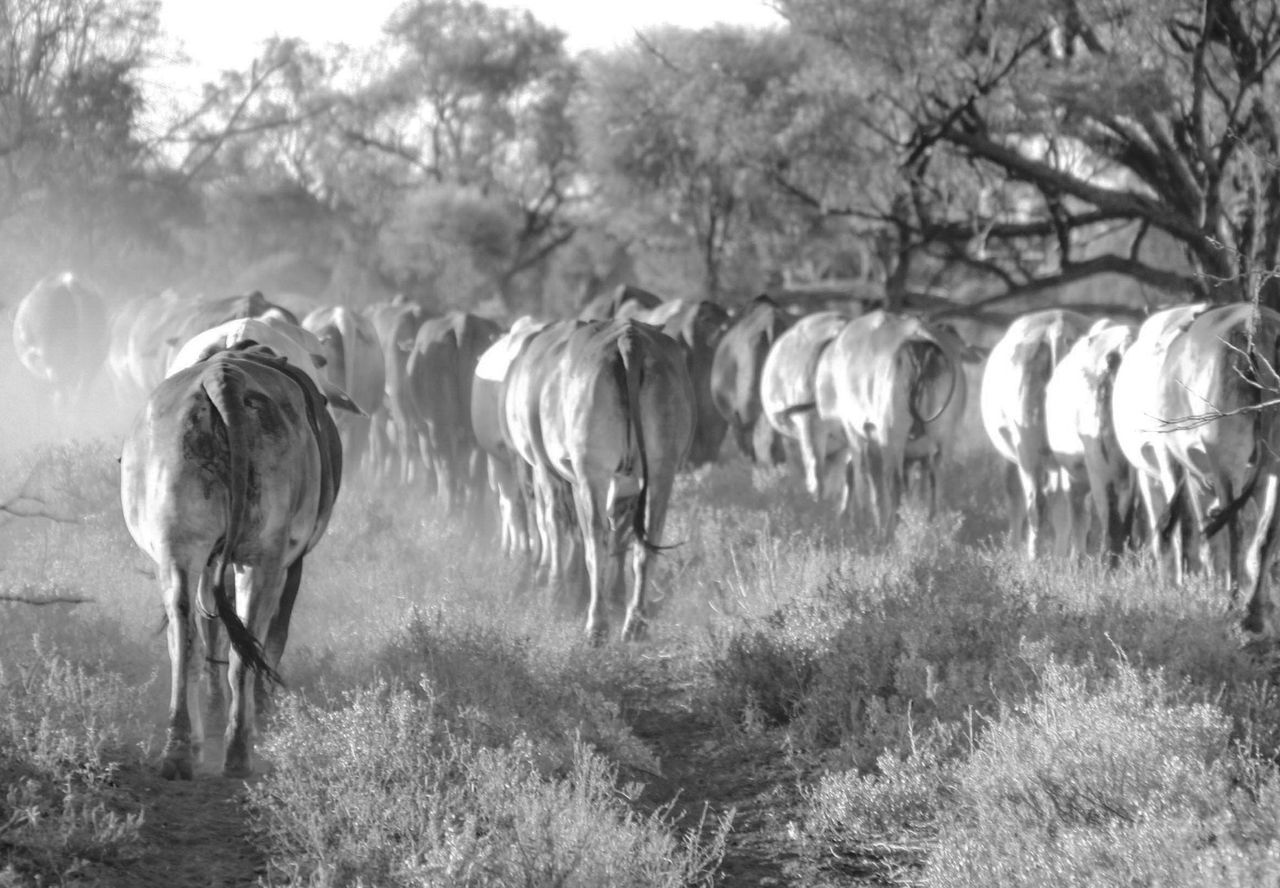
[4,416,1280,887]
[7,0,1280,883]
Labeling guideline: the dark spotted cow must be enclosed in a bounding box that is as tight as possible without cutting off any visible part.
[120,344,342,778]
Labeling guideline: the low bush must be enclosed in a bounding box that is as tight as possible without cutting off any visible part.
[0,639,153,885]
[927,657,1280,887]
[712,503,1275,762]
[250,682,727,888]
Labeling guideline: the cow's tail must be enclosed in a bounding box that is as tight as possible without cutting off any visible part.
[203,368,279,684]
[907,339,957,435]
[1156,475,1184,547]
[617,326,659,553]
[1204,472,1258,539]
[1048,314,1071,374]
[779,401,817,417]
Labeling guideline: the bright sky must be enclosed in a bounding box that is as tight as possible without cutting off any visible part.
[157,0,785,78]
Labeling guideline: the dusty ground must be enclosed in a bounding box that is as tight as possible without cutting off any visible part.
[85,737,264,888]
[89,698,885,888]
[627,664,904,888]
[80,654,909,888]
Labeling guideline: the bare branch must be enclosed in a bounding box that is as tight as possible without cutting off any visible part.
[944,129,1209,247]
[0,591,93,606]
[632,30,686,75]
[931,253,1201,319]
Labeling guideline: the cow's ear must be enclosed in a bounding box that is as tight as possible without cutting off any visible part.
[322,381,366,415]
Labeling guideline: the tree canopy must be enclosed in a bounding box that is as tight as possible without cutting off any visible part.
[9,0,1280,317]
[778,0,1280,310]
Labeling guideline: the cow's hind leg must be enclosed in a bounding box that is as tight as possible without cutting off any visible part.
[223,562,285,778]
[1018,463,1047,560]
[622,471,676,642]
[256,557,303,721]
[576,484,609,645]
[1003,461,1024,551]
[195,563,227,735]
[1242,470,1280,636]
[794,411,826,501]
[161,562,203,780]
[1053,470,1090,561]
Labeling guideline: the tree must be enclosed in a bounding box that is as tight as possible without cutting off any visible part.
[366,0,581,311]
[576,27,808,299]
[162,37,377,296]
[0,0,166,291]
[777,0,1280,310]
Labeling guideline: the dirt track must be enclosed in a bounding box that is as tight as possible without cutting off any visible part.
[110,740,264,888]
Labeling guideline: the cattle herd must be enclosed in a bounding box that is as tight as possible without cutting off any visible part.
[9,271,1280,779]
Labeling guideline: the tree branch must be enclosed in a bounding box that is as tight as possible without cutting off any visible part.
[943,128,1209,248]
[931,253,1200,318]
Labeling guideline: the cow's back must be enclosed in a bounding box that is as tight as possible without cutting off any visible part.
[1112,304,1208,479]
[1160,304,1280,484]
[761,310,850,434]
[980,309,1091,466]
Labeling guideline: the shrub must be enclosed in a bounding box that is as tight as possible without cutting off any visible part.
[250,682,728,887]
[926,657,1280,888]
[371,612,659,774]
[0,640,153,884]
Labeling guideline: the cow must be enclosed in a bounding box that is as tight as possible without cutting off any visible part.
[368,297,428,484]
[109,289,189,404]
[109,289,301,408]
[647,300,732,466]
[711,295,794,463]
[472,316,549,557]
[579,284,664,322]
[107,293,150,408]
[1044,319,1139,565]
[119,343,342,778]
[1111,303,1211,580]
[152,291,303,379]
[166,290,301,346]
[405,312,502,513]
[816,310,974,538]
[760,310,852,502]
[302,306,387,475]
[539,319,694,642]
[980,308,1093,559]
[502,319,585,586]
[164,317,363,415]
[11,272,109,407]
[1154,303,1280,635]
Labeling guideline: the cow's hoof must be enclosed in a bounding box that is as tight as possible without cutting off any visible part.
[222,759,251,779]
[621,616,648,643]
[160,757,193,781]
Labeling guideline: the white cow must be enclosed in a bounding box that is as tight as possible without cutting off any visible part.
[981,309,1092,558]
[760,310,852,503]
[1044,318,1138,565]
[1111,304,1210,580]
[167,318,361,414]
